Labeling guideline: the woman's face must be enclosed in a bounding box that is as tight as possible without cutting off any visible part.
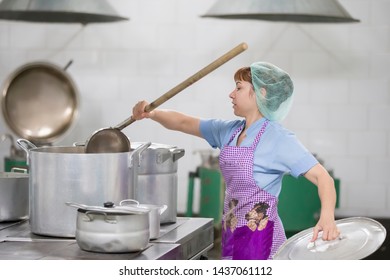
[229,80,258,117]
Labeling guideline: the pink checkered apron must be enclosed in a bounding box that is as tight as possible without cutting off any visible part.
[219,120,286,260]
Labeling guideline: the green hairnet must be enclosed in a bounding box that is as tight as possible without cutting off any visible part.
[250,62,294,122]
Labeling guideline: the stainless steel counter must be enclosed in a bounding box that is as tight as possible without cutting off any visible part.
[0,217,214,260]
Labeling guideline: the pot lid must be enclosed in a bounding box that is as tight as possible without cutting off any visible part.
[66,201,150,215]
[274,217,386,260]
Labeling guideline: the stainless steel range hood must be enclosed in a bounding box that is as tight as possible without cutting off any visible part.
[202,0,359,23]
[0,0,129,24]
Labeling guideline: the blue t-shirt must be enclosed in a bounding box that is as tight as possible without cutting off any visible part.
[199,118,318,197]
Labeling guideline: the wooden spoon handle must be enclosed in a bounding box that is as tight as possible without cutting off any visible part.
[116,42,248,130]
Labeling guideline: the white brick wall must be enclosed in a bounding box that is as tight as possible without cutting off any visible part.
[0,0,389,217]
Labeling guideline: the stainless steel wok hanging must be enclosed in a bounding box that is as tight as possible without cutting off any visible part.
[1,61,79,145]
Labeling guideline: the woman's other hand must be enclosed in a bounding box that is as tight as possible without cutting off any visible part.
[311,216,340,242]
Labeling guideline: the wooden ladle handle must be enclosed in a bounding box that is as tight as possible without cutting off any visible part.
[115,42,248,130]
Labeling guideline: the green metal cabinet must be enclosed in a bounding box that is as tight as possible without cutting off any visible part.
[278,175,340,237]
[186,167,225,229]
[4,157,28,172]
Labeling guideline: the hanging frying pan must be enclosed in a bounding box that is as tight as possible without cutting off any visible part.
[273,217,386,260]
[1,60,79,145]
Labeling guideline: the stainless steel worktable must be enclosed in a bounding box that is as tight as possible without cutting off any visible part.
[0,217,214,260]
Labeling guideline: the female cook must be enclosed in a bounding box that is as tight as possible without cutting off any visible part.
[132,61,340,260]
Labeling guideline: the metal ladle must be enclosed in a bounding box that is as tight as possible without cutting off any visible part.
[85,42,248,153]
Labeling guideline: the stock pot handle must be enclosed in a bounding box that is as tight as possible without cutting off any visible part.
[16,139,37,165]
[129,142,152,167]
[129,142,152,199]
[157,148,185,164]
[16,139,37,152]
[172,148,185,162]
[84,211,117,224]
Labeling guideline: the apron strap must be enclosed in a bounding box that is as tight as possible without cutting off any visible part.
[251,120,269,148]
[226,124,245,146]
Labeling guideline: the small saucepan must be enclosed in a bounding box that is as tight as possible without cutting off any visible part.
[119,199,167,239]
[66,201,150,253]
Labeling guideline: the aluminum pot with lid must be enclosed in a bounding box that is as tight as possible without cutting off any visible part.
[131,142,184,224]
[17,139,151,237]
[66,201,150,253]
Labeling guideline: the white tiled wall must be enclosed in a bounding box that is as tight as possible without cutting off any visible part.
[0,0,389,217]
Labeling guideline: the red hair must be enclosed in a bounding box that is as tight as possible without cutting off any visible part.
[234,67,252,84]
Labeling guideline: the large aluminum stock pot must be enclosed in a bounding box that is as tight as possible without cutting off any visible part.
[131,142,185,224]
[17,139,151,237]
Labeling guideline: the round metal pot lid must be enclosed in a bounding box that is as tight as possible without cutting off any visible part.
[1,61,79,145]
[274,217,387,260]
[65,201,150,215]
